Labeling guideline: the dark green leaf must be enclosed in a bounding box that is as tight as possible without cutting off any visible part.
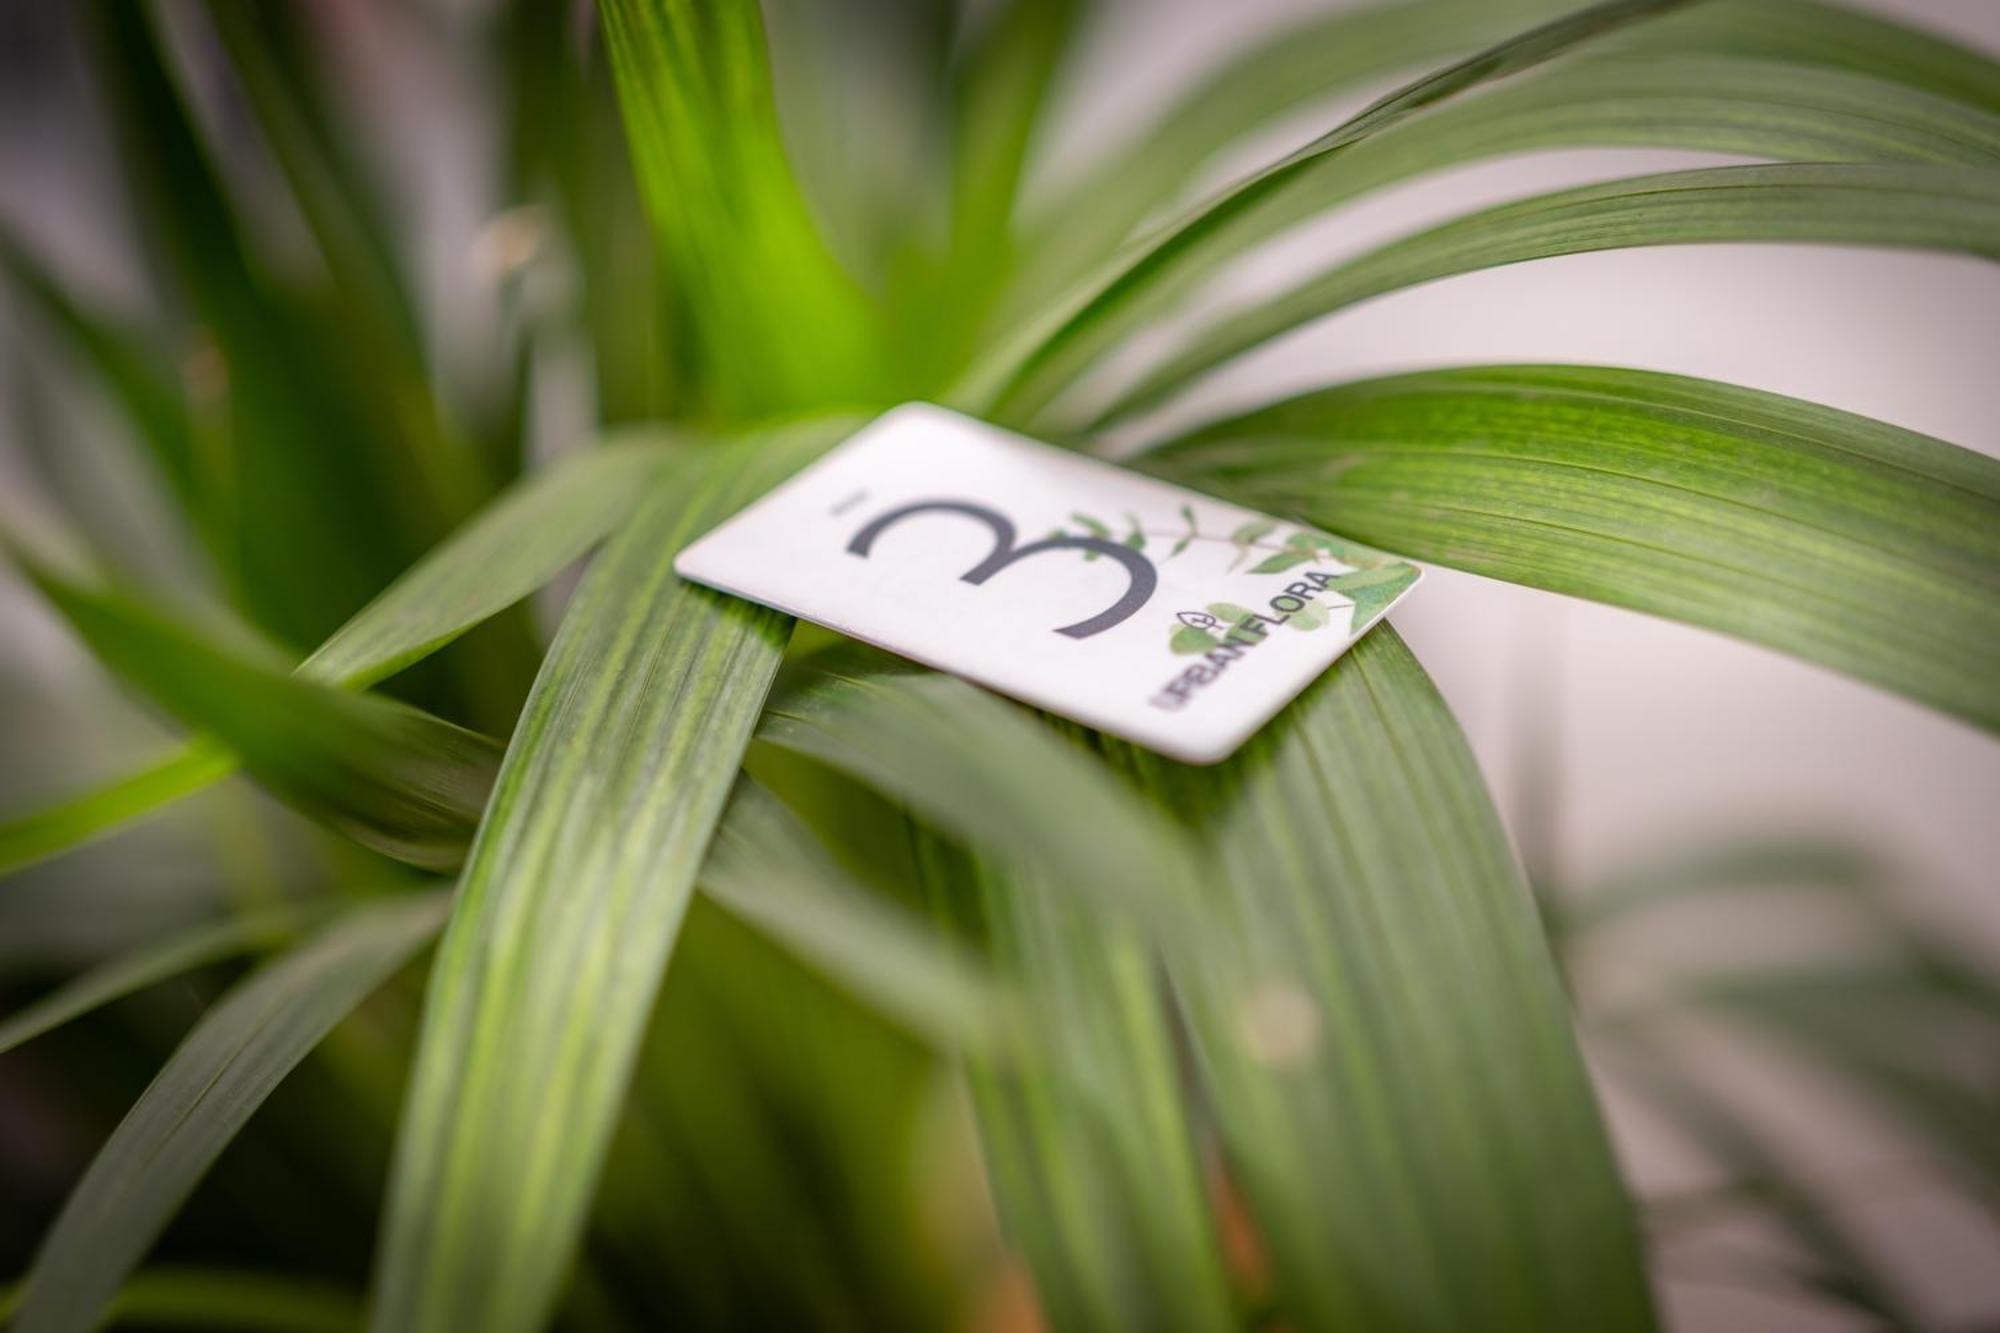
[0,439,675,876]
[16,561,500,869]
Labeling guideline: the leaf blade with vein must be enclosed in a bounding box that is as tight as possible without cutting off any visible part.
[12,892,448,1333]
[368,423,839,1333]
[15,563,501,870]
[1116,627,1654,1331]
[0,902,326,1055]
[0,440,672,877]
[961,0,1692,419]
[1101,164,2000,423]
[1149,364,2000,730]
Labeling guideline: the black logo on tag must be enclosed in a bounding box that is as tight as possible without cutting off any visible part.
[847,499,1157,639]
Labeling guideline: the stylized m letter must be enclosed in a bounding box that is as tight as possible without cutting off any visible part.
[847,499,1157,639]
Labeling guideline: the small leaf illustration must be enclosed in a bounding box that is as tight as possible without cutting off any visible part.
[1229,519,1276,545]
[1207,603,1255,623]
[1070,512,1110,536]
[1179,503,1196,526]
[1327,566,1420,628]
[1122,512,1146,551]
[1171,625,1219,655]
[1170,536,1192,558]
[1249,552,1310,575]
[1289,600,1330,631]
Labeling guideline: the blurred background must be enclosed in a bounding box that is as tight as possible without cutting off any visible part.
[1,1,1995,1330]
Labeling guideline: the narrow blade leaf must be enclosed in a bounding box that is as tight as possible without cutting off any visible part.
[702,775,1016,1053]
[1150,365,2000,730]
[1103,163,2000,424]
[12,892,448,1333]
[1116,627,1655,1331]
[368,424,840,1333]
[16,561,501,869]
[963,0,1692,419]
[0,902,326,1055]
[760,653,1238,1328]
[0,439,672,876]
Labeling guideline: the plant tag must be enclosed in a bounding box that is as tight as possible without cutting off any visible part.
[675,404,1420,764]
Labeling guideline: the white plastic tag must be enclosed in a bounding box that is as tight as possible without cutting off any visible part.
[675,404,1420,764]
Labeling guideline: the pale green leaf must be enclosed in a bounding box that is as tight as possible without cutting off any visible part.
[12,892,448,1333]
[1101,164,2000,424]
[0,741,235,879]
[1011,0,1570,314]
[1150,365,2000,730]
[1025,36,2000,381]
[368,422,842,1333]
[301,438,676,688]
[960,0,1694,420]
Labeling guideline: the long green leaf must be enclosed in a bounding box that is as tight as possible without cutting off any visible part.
[763,636,1653,1330]
[1607,0,2000,114]
[0,902,326,1055]
[16,563,501,870]
[1115,627,1653,1331]
[1011,0,1573,312]
[367,423,840,1333]
[701,775,1015,1053]
[960,0,1692,420]
[12,892,448,1333]
[0,742,235,879]
[1150,364,2000,731]
[761,653,1235,1328]
[0,440,672,876]
[301,438,676,688]
[1004,4,2000,421]
[1053,55,2000,428]
[1100,164,2000,424]
[908,830,1238,1333]
[598,0,886,417]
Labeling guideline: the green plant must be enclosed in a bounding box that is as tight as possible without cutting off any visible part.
[1,1,1995,1330]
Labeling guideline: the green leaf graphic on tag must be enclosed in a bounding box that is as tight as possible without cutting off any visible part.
[1171,625,1219,655]
[1249,551,1312,574]
[1326,565,1420,627]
